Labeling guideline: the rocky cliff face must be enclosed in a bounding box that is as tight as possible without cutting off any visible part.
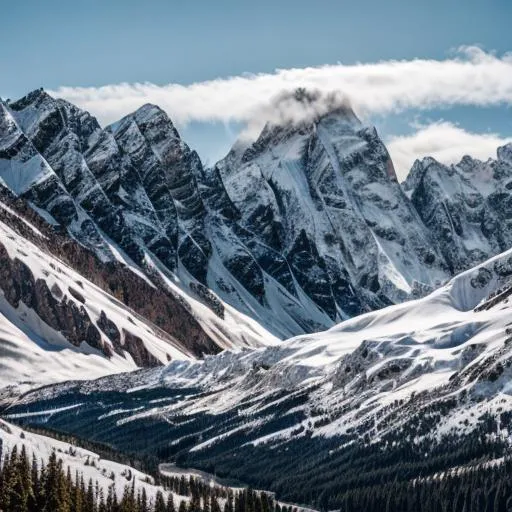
[108,104,211,280]
[1,88,511,341]
[404,144,512,274]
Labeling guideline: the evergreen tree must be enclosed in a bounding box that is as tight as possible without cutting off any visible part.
[154,490,166,512]
[85,478,95,512]
[179,499,188,512]
[167,493,176,512]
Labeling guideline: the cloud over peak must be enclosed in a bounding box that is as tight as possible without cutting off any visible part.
[47,46,512,178]
[49,46,512,127]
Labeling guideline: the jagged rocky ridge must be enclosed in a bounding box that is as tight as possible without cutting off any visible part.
[404,148,512,274]
[1,88,512,340]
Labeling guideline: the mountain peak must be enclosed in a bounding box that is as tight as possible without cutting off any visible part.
[455,154,485,174]
[497,142,512,164]
[237,90,361,164]
[111,103,180,141]
[8,88,54,112]
[133,103,167,120]
[402,157,438,193]
[262,88,359,132]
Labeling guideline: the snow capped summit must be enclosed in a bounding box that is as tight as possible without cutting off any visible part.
[0,102,55,195]
[214,103,447,331]
[124,103,181,141]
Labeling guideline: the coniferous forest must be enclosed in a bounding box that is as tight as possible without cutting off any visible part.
[5,436,512,511]
[0,441,283,512]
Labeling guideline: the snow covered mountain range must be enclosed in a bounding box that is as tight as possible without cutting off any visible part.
[3,87,512,509]
[2,87,512,351]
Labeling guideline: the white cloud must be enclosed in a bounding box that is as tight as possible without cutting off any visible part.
[50,46,512,127]
[386,122,512,181]
[46,47,512,174]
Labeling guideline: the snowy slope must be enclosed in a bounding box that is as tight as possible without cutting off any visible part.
[0,215,191,359]
[143,245,512,434]
[11,245,512,453]
[0,419,316,512]
[0,306,135,402]
[0,194,202,398]
[0,184,281,399]
[7,246,512,512]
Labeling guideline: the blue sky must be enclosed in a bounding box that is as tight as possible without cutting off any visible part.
[2,0,512,177]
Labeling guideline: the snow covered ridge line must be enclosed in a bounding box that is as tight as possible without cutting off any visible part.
[0,90,276,351]
[3,88,512,342]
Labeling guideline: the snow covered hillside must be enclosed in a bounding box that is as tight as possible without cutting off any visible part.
[7,245,512,505]
[0,191,196,399]
[0,418,316,512]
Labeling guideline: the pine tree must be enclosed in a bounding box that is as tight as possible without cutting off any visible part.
[167,493,176,512]
[203,490,210,512]
[141,487,149,512]
[211,495,221,512]
[85,478,95,512]
[72,470,84,512]
[42,451,62,512]
[179,499,188,512]
[98,490,107,512]
[106,484,116,512]
[154,490,166,512]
